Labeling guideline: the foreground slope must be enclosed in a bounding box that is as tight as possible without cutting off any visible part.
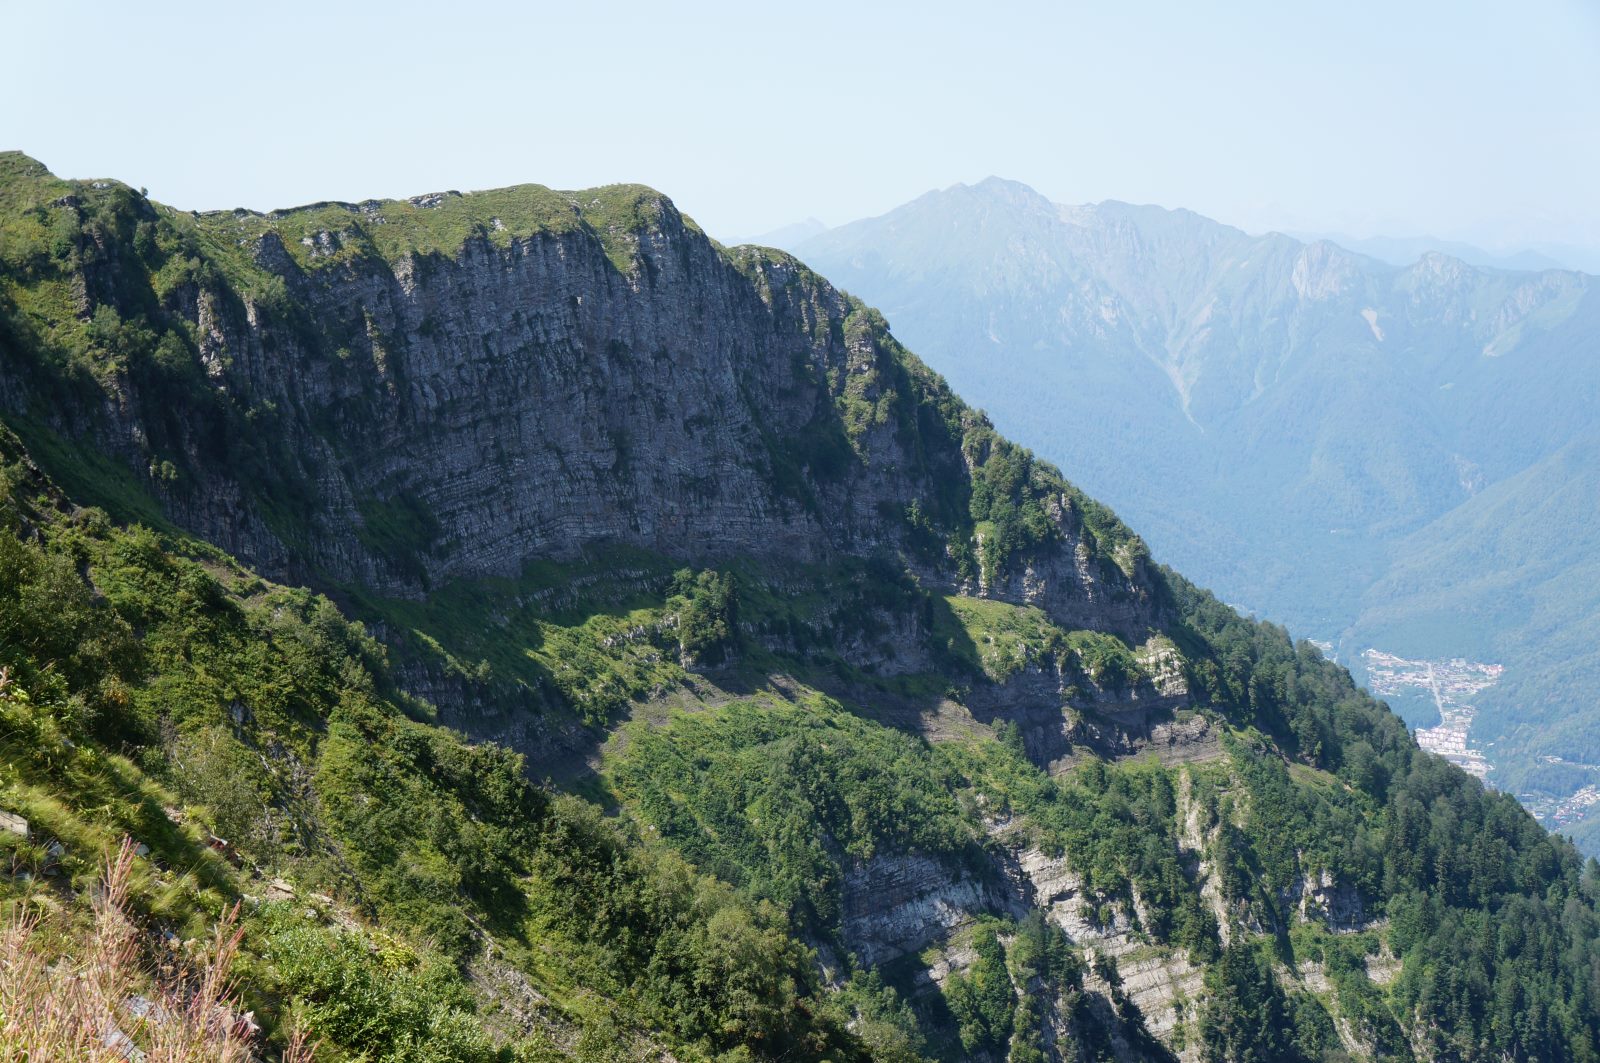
[2,152,1600,1061]
[791,177,1600,844]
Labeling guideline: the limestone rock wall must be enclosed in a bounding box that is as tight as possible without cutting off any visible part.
[4,185,1161,646]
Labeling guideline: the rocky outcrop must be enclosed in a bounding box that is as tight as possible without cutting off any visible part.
[836,803,1383,1061]
[840,852,1022,967]
[981,539,1154,639]
[1014,844,1205,1059]
[0,170,1162,652]
[837,823,1210,1058]
[1285,867,1373,933]
[1066,710,1221,767]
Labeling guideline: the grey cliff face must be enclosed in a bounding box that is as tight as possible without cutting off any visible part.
[178,218,864,587]
[0,183,1160,642]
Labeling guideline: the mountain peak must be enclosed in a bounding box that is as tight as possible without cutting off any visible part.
[960,175,1054,210]
[971,174,1041,193]
[0,150,66,205]
[6,157,1600,1063]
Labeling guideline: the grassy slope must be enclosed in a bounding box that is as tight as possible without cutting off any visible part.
[0,427,869,1062]
[3,153,1600,1061]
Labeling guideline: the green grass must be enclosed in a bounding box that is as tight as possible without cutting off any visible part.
[602,692,975,935]
[3,414,175,530]
[932,594,1147,689]
[177,180,684,277]
[935,595,1068,682]
[345,549,692,723]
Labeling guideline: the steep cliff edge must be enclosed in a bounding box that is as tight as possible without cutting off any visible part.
[789,177,1600,849]
[0,150,1151,639]
[4,154,1600,1062]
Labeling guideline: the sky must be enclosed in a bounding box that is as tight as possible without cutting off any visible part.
[6,0,1599,256]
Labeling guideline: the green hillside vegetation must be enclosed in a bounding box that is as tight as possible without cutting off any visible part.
[0,439,859,1060]
[6,422,1593,1056]
[3,155,1600,1060]
[792,178,1600,850]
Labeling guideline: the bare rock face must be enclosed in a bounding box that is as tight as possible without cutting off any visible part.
[1015,844,1206,1059]
[3,181,1163,649]
[836,828,1214,1060]
[831,760,1391,1061]
[981,538,1154,638]
[1287,867,1372,932]
[1063,710,1222,768]
[152,218,866,589]
[840,852,1022,967]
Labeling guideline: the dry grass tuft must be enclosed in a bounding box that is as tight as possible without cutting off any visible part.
[0,837,315,1061]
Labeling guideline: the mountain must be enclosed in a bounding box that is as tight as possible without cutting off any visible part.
[791,176,1600,848]
[1291,232,1578,274]
[3,152,1600,1061]
[733,216,830,248]
[1350,432,1600,803]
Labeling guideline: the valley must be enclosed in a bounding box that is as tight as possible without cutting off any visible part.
[1359,650,1499,780]
[2,152,1598,1061]
[1347,647,1600,840]
[788,178,1600,855]
[1526,773,1600,832]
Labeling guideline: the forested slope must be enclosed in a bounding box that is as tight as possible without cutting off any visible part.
[792,179,1600,845]
[1,153,1598,1061]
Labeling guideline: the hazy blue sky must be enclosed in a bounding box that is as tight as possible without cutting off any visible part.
[7,0,1599,252]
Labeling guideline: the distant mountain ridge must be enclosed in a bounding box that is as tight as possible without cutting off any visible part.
[746,182,1597,273]
[8,151,1600,1060]
[790,176,1600,847]
[733,216,829,249]
[1289,231,1586,274]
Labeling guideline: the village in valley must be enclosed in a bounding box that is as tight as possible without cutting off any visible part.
[1360,649,1501,780]
[1358,649,1600,832]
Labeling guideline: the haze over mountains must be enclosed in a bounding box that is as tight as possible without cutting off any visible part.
[1289,232,1596,275]
[783,177,1600,848]
[10,151,1600,1060]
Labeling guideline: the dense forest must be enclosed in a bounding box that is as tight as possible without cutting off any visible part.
[2,154,1599,1060]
